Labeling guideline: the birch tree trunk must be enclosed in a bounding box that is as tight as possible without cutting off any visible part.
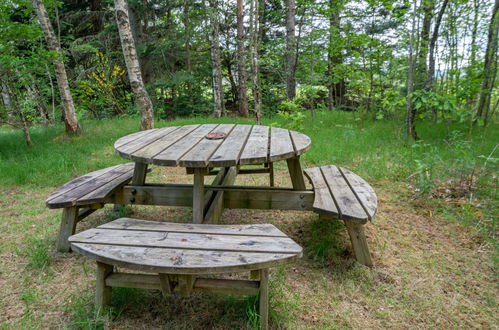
[249,0,262,124]
[425,0,449,93]
[208,0,224,118]
[406,0,418,140]
[31,0,80,134]
[475,0,499,125]
[237,0,249,117]
[114,0,154,130]
[286,0,296,99]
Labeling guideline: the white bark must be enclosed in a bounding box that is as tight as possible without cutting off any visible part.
[114,0,154,130]
[32,0,80,134]
[208,0,224,118]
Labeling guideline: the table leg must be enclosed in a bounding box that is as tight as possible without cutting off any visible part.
[192,168,205,224]
[259,268,269,330]
[132,162,148,185]
[286,156,306,190]
[95,262,113,308]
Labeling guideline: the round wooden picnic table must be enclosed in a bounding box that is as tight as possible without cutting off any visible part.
[114,124,312,224]
[114,124,311,168]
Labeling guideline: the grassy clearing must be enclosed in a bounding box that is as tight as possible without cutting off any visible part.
[0,112,497,328]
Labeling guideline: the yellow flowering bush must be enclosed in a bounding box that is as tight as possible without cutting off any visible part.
[76,52,131,117]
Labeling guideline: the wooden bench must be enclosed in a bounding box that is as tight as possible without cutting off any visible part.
[304,165,377,266]
[46,163,140,252]
[68,218,303,330]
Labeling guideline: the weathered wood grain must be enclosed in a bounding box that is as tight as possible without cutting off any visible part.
[155,124,218,166]
[179,124,235,167]
[115,127,178,159]
[70,243,301,274]
[105,273,260,295]
[208,125,252,167]
[344,221,373,267]
[95,262,113,308]
[304,167,339,216]
[114,129,156,149]
[99,216,286,238]
[269,127,294,162]
[287,156,306,190]
[239,125,269,165]
[56,206,78,252]
[321,165,368,221]
[203,167,237,224]
[289,130,312,155]
[46,164,132,205]
[47,163,134,208]
[131,125,198,162]
[69,228,302,254]
[340,167,377,220]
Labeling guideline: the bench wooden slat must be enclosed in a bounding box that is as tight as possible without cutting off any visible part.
[155,124,218,166]
[179,124,236,167]
[131,125,199,162]
[70,243,300,274]
[269,127,295,162]
[47,163,135,208]
[208,125,253,167]
[99,218,288,237]
[304,167,339,216]
[46,165,118,203]
[69,228,301,254]
[321,165,368,221]
[73,171,135,206]
[304,165,377,223]
[340,167,377,219]
[240,125,270,165]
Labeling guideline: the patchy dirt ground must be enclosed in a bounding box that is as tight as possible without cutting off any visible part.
[0,166,496,329]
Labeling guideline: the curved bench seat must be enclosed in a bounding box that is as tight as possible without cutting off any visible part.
[304,165,377,224]
[69,218,302,329]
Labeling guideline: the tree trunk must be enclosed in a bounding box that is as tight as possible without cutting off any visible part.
[327,0,345,110]
[237,0,248,117]
[286,0,296,99]
[31,0,80,134]
[208,0,224,118]
[406,0,418,140]
[184,0,193,102]
[2,84,32,146]
[475,0,499,125]
[425,0,449,92]
[114,0,154,130]
[249,0,262,124]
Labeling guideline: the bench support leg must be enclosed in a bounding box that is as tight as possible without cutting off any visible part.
[287,156,306,190]
[344,221,373,267]
[95,262,113,309]
[56,207,78,253]
[192,168,205,224]
[259,269,269,330]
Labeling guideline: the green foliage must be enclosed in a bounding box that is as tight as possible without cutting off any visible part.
[276,99,306,131]
[75,52,132,118]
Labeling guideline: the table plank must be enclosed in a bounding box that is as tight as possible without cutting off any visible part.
[114,130,156,149]
[155,124,219,166]
[69,228,302,254]
[208,125,252,167]
[179,124,236,167]
[290,131,312,156]
[239,125,270,165]
[321,165,368,220]
[269,127,295,162]
[99,218,288,237]
[115,127,178,159]
[131,125,199,162]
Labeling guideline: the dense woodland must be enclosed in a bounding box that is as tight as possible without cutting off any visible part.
[0,0,497,145]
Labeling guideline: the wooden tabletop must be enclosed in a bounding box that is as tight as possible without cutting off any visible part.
[114,124,311,168]
[69,218,303,274]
